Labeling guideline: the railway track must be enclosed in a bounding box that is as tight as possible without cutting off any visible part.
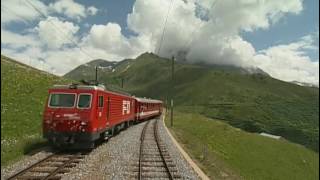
[6,151,88,180]
[135,119,181,179]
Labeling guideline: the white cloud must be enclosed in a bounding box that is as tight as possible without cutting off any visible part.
[1,44,48,72]
[252,37,319,84]
[49,0,86,21]
[86,23,125,50]
[126,0,304,60]
[1,28,40,49]
[1,0,48,24]
[87,6,98,16]
[48,0,98,21]
[124,0,318,85]
[83,22,153,58]
[1,0,99,26]
[1,0,318,85]
[36,16,80,49]
[1,41,89,75]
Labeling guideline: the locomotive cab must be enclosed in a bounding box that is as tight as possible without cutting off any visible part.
[43,84,101,149]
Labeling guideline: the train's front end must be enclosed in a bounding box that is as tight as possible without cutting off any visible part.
[42,84,98,149]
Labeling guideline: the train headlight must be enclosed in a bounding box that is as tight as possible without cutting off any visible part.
[80,121,87,126]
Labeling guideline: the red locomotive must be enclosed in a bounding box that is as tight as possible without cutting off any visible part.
[42,84,163,149]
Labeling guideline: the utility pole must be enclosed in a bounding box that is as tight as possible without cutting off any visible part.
[121,77,124,88]
[171,56,174,127]
[95,66,98,85]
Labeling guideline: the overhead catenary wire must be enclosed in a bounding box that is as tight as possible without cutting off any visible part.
[1,5,72,50]
[21,0,122,74]
[2,2,95,74]
[1,5,32,23]
[24,0,102,72]
[2,1,112,76]
[24,0,95,60]
[156,0,175,55]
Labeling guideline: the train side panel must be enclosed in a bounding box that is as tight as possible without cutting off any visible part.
[135,98,163,121]
[106,92,135,128]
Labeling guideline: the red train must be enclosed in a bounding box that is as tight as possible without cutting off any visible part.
[42,84,163,149]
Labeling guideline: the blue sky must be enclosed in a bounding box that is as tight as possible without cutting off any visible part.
[242,0,319,60]
[1,0,319,85]
[5,0,318,51]
[76,0,136,36]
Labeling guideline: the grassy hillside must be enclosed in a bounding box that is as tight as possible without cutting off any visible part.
[63,58,135,85]
[65,52,319,152]
[64,59,117,81]
[164,111,319,180]
[1,55,70,166]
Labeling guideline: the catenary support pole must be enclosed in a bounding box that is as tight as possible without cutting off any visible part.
[171,56,174,127]
[95,66,99,85]
[121,77,124,88]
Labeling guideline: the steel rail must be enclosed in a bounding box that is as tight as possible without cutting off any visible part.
[138,120,151,180]
[7,153,57,180]
[154,119,174,180]
[6,151,85,180]
[138,119,174,179]
[41,153,83,180]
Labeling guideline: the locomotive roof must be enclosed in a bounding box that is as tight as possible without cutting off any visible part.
[52,84,106,91]
[135,97,162,103]
[51,84,132,97]
[51,85,162,103]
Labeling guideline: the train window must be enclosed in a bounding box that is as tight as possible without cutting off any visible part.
[98,96,104,107]
[77,94,92,108]
[49,93,75,108]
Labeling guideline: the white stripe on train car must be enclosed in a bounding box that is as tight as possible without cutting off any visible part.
[137,110,159,116]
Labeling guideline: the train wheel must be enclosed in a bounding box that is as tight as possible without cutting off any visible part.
[113,126,119,135]
[125,121,129,129]
[95,136,104,147]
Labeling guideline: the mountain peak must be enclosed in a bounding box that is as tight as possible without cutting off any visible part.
[86,59,117,67]
[136,52,160,59]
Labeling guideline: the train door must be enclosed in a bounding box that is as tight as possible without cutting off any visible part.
[97,92,105,131]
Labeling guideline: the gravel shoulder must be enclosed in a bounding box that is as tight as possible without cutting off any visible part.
[157,117,200,180]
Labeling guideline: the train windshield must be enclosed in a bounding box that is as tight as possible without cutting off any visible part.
[77,94,92,108]
[49,93,76,108]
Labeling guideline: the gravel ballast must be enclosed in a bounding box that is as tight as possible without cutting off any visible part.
[2,116,200,179]
[1,148,55,180]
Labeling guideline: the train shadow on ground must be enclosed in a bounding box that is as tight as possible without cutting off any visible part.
[23,140,50,156]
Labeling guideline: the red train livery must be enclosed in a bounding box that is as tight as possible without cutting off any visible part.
[135,97,162,121]
[42,84,163,149]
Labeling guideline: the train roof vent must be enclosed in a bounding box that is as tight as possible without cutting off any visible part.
[98,84,106,90]
[69,83,78,89]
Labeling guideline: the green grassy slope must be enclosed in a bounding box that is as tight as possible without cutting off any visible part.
[63,58,134,86]
[65,52,319,152]
[165,111,319,180]
[1,55,70,166]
